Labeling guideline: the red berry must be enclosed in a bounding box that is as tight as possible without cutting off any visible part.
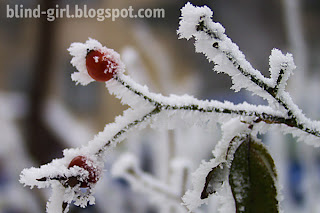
[86,49,119,82]
[68,156,101,188]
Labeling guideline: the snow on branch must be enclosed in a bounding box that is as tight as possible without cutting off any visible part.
[177,2,320,144]
[20,3,320,212]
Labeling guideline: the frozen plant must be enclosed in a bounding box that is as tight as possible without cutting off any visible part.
[20,2,320,213]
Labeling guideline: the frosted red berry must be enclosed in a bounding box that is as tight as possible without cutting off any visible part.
[68,156,101,188]
[86,49,119,82]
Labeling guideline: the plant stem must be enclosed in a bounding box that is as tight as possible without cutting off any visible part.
[114,75,320,139]
[95,107,161,156]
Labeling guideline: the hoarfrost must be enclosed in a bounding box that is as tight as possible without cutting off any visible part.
[182,119,250,211]
[19,2,320,212]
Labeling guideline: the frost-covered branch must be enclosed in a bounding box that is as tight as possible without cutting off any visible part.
[192,15,290,109]
[112,73,320,140]
[177,3,320,143]
[20,2,320,213]
[95,106,161,156]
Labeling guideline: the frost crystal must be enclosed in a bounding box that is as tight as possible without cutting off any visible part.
[269,48,295,93]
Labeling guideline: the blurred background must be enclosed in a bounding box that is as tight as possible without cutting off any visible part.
[0,0,320,212]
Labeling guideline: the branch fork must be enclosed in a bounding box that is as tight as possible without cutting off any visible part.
[20,3,320,213]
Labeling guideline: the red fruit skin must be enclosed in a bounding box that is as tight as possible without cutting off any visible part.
[86,50,118,81]
[68,156,100,188]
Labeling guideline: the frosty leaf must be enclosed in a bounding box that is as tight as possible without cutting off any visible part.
[200,162,228,199]
[225,135,247,165]
[229,135,278,213]
[200,134,246,199]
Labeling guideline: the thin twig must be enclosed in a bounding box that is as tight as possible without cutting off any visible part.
[96,106,161,156]
[114,75,320,138]
[193,18,320,138]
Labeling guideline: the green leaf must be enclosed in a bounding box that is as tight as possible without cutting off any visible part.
[229,135,278,213]
[200,135,246,200]
[200,162,228,199]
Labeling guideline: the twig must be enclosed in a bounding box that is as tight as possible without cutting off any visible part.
[95,107,161,156]
[113,75,320,139]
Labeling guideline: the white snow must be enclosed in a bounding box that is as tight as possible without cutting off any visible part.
[177,3,214,40]
[19,2,320,213]
[46,183,67,213]
[182,119,250,211]
[177,2,320,147]
[269,48,296,91]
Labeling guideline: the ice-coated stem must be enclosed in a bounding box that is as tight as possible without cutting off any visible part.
[95,106,161,156]
[177,4,320,141]
[196,18,287,106]
[112,75,320,140]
